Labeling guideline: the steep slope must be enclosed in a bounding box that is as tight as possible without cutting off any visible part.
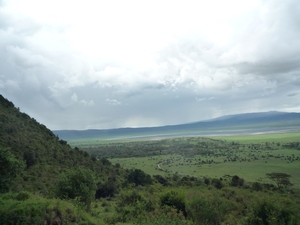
[0,94,124,195]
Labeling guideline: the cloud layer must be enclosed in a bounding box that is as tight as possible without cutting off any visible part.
[1,0,300,129]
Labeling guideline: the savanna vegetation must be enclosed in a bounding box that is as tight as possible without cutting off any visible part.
[84,135,300,187]
[1,94,300,224]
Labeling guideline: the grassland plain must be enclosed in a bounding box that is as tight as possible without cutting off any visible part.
[107,132,300,188]
[110,151,300,187]
[68,130,300,146]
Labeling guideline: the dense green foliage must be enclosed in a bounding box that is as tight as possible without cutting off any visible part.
[127,168,152,186]
[0,192,103,225]
[246,197,299,224]
[0,147,25,192]
[0,94,126,195]
[188,195,230,224]
[160,190,187,217]
[56,167,97,206]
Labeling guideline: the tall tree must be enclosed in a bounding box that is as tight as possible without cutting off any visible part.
[266,172,292,188]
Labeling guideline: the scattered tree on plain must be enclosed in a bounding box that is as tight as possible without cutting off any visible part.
[266,172,292,188]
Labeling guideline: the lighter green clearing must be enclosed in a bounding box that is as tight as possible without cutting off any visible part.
[211,131,300,143]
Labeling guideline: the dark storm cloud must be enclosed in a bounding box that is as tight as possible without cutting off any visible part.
[0,0,300,129]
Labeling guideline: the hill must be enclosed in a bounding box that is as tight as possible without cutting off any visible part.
[53,111,300,142]
[0,94,124,195]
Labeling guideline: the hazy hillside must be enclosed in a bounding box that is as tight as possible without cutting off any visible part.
[0,94,124,194]
[54,111,300,141]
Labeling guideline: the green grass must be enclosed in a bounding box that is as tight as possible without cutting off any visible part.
[69,131,300,147]
[211,131,300,144]
[94,131,300,188]
[111,150,300,188]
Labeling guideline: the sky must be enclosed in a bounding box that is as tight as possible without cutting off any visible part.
[1,0,300,130]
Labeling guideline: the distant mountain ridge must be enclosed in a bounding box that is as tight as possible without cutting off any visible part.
[53,111,300,141]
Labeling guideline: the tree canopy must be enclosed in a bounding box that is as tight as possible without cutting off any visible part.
[56,167,97,206]
[266,172,292,188]
[0,147,25,193]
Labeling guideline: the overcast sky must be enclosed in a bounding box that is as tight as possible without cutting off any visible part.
[1,0,300,130]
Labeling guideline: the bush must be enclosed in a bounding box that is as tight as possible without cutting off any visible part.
[252,182,263,191]
[0,193,101,225]
[15,191,31,201]
[56,167,97,206]
[153,174,169,186]
[127,169,152,186]
[137,207,188,225]
[247,197,299,225]
[0,147,25,192]
[115,190,155,222]
[0,200,47,225]
[95,181,118,198]
[204,177,210,185]
[160,190,187,217]
[211,178,223,189]
[187,195,231,225]
[231,175,240,187]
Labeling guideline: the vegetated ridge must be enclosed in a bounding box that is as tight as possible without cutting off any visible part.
[54,111,300,141]
[0,94,125,194]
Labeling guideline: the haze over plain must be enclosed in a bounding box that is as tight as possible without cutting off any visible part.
[0,0,300,130]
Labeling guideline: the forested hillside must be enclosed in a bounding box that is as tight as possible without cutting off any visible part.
[0,94,125,195]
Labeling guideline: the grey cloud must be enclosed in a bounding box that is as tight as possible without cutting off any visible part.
[79,99,95,106]
[287,92,299,97]
[105,99,121,106]
[196,97,216,102]
[233,60,300,76]
[7,45,52,68]
[1,0,300,130]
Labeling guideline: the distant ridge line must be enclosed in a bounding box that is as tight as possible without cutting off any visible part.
[53,111,300,141]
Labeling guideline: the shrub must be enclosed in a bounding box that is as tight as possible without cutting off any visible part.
[160,190,187,217]
[0,193,101,225]
[15,191,31,201]
[95,181,118,198]
[252,182,263,191]
[187,195,231,225]
[115,190,155,222]
[211,178,223,189]
[127,169,152,186]
[137,207,188,225]
[247,197,299,225]
[231,175,240,187]
[153,174,169,186]
[204,177,210,185]
[0,193,48,225]
[56,167,97,206]
[0,147,25,192]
